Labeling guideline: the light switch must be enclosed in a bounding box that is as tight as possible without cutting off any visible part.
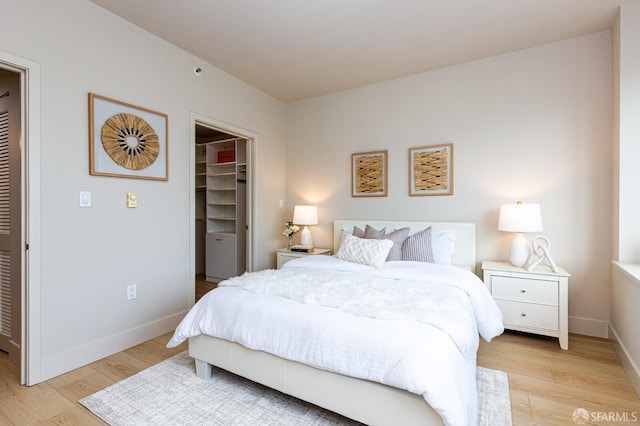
[80,191,91,207]
[126,192,138,208]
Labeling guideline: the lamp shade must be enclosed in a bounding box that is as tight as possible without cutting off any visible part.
[293,205,318,247]
[498,203,543,233]
[293,205,318,226]
[498,202,543,267]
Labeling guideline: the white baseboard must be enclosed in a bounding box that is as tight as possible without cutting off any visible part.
[609,324,640,398]
[39,311,187,384]
[568,315,609,338]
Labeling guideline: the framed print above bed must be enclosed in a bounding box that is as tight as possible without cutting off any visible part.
[409,143,453,196]
[351,150,388,197]
[89,93,168,180]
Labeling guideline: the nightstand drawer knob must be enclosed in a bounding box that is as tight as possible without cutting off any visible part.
[520,289,526,293]
[521,313,527,317]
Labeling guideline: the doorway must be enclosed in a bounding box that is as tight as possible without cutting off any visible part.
[190,113,255,298]
[0,68,21,372]
[0,51,40,385]
[0,50,41,386]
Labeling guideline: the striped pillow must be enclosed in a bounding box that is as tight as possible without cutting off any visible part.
[401,227,435,263]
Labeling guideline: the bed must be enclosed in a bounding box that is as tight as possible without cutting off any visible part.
[167,220,503,426]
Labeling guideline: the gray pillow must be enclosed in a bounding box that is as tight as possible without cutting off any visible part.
[401,227,435,263]
[365,226,410,261]
[353,225,385,238]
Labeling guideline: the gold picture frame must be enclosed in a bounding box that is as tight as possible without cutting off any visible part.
[409,143,453,196]
[89,93,168,180]
[351,150,388,197]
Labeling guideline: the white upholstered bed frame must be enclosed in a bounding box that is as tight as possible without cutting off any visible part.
[189,220,477,426]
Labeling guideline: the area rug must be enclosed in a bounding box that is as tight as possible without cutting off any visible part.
[80,351,512,425]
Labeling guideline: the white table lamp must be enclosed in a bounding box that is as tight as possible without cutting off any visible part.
[293,205,318,246]
[498,202,543,267]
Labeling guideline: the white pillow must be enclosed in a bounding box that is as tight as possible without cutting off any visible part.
[431,230,456,265]
[339,228,352,249]
[336,234,394,268]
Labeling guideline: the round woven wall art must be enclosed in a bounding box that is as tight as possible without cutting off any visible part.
[101,113,160,170]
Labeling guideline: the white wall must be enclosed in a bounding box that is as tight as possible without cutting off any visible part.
[611,0,640,395]
[611,265,640,394]
[0,0,622,383]
[616,1,640,263]
[286,32,613,337]
[0,0,287,381]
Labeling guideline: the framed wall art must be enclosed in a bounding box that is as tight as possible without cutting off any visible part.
[89,93,168,180]
[409,143,453,196]
[351,150,388,197]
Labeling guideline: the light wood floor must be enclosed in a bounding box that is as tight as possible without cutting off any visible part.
[1,279,639,425]
[478,331,640,425]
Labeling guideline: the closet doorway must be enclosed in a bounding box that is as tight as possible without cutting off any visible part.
[191,113,255,290]
[0,67,22,374]
[0,50,41,386]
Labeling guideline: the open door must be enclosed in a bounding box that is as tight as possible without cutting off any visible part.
[0,69,21,369]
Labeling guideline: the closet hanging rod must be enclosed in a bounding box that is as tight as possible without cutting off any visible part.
[201,137,246,144]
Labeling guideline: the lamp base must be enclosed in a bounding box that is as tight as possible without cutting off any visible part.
[299,226,313,246]
[508,233,530,267]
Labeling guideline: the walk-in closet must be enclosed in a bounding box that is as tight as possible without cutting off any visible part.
[195,123,249,282]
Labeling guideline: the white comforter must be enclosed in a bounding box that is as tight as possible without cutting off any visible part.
[167,256,503,426]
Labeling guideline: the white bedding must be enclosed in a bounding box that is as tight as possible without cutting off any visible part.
[167,256,503,426]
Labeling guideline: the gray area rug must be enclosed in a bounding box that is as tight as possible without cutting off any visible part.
[80,351,512,425]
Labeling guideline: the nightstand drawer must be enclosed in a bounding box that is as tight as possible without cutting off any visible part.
[276,248,332,269]
[278,253,300,268]
[496,300,559,331]
[492,276,558,305]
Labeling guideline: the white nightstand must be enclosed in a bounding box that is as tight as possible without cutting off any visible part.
[482,261,570,350]
[276,248,332,269]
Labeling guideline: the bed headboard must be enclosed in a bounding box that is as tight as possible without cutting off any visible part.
[333,220,477,272]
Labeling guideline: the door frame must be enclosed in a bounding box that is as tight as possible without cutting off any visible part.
[189,112,256,298]
[0,51,41,385]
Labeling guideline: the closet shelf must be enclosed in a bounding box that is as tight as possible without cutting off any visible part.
[201,136,248,283]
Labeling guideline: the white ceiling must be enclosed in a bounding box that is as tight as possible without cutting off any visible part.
[89,0,627,103]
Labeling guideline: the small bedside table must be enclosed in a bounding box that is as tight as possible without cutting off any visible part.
[276,248,332,269]
[482,260,570,350]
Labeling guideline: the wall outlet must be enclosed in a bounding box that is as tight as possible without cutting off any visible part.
[127,284,137,300]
